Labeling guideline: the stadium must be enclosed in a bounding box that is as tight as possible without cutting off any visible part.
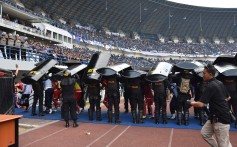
[0,0,237,146]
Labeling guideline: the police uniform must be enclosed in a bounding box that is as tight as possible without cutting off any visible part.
[0,32,7,59]
[223,77,237,128]
[21,37,28,61]
[152,79,169,124]
[7,33,15,60]
[87,82,102,121]
[14,34,21,60]
[31,79,44,116]
[129,77,144,124]
[123,80,130,113]
[60,74,78,128]
[194,77,208,126]
[173,71,193,126]
[105,75,121,123]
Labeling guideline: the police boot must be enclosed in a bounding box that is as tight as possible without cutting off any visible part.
[124,102,128,113]
[115,111,121,124]
[65,121,69,128]
[73,120,78,128]
[96,109,102,121]
[194,107,199,119]
[199,110,205,126]
[138,110,144,124]
[184,111,189,126]
[155,111,160,124]
[88,109,93,121]
[132,110,137,123]
[31,107,37,116]
[162,111,168,124]
[177,112,182,125]
[108,111,113,123]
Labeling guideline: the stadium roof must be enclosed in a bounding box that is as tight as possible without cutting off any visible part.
[168,0,237,8]
[19,0,237,41]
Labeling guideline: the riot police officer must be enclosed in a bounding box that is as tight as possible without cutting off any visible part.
[60,70,78,128]
[129,77,144,124]
[87,81,102,121]
[173,70,193,126]
[104,75,121,123]
[152,79,169,124]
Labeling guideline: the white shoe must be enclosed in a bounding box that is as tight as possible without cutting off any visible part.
[49,109,53,114]
[170,114,176,120]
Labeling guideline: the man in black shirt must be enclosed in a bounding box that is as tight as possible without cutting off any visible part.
[188,64,232,147]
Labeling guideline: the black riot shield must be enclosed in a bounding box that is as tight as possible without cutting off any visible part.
[63,60,81,67]
[21,59,57,84]
[83,52,111,83]
[146,62,173,82]
[173,61,198,72]
[96,63,132,76]
[214,62,237,77]
[213,55,237,65]
[121,70,147,79]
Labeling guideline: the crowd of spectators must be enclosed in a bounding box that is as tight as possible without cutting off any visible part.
[26,39,210,69]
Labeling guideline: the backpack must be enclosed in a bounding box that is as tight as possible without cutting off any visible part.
[180,78,190,93]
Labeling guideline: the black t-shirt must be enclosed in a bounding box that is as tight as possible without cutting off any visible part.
[200,78,231,124]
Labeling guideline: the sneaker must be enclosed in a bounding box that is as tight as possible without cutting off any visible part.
[49,109,53,114]
[149,116,154,119]
[142,115,146,119]
[170,114,176,120]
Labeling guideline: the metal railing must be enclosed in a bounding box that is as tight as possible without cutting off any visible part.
[0,45,74,64]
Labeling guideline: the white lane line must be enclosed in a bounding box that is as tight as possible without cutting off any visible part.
[106,126,131,147]
[86,125,118,147]
[23,128,67,147]
[20,120,60,135]
[168,128,174,147]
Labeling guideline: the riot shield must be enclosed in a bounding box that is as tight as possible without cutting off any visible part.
[121,70,147,79]
[192,61,205,77]
[146,62,173,82]
[21,59,57,84]
[54,64,87,80]
[96,63,132,76]
[83,52,111,83]
[214,62,237,77]
[173,61,198,72]
[213,55,236,65]
[63,60,81,67]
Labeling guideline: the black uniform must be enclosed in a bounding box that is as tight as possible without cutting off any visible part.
[152,79,169,124]
[105,75,121,123]
[31,79,44,116]
[194,77,208,126]
[123,80,130,113]
[129,77,144,123]
[173,71,193,126]
[61,76,77,124]
[87,82,102,121]
[222,77,237,128]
